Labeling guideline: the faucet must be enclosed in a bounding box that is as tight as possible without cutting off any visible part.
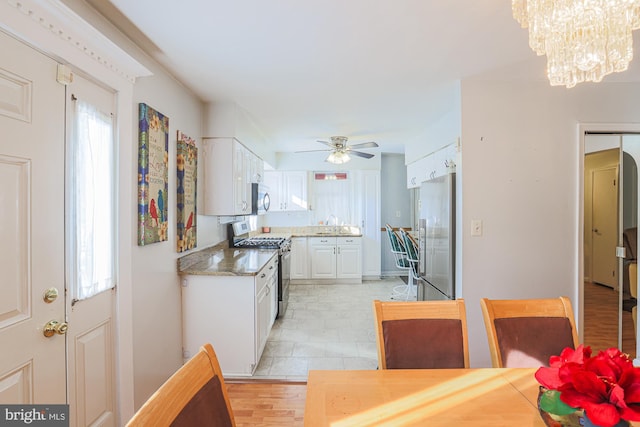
[326,214,338,232]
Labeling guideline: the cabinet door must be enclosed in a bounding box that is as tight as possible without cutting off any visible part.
[263,171,283,211]
[290,237,309,279]
[256,280,270,359]
[309,238,336,279]
[284,171,308,211]
[337,238,362,279]
[234,142,251,213]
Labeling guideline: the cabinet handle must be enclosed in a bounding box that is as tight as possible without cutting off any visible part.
[338,247,341,254]
[269,265,274,270]
[333,247,336,255]
[260,273,266,278]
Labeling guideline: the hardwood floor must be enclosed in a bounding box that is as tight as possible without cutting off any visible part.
[226,381,306,427]
[584,281,636,358]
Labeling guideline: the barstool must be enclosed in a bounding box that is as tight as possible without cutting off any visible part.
[399,228,419,300]
[385,224,415,301]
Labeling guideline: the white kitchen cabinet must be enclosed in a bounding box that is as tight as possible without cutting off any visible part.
[247,150,264,183]
[290,237,309,280]
[407,157,427,188]
[353,170,381,279]
[256,257,278,354]
[202,137,251,215]
[263,171,308,211]
[308,236,361,281]
[336,236,362,279]
[406,142,458,189]
[309,237,337,279]
[181,253,277,376]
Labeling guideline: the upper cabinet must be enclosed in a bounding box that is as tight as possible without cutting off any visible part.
[263,171,308,212]
[203,137,262,216]
[406,142,459,188]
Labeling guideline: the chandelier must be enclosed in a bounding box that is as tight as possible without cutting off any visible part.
[512,0,640,88]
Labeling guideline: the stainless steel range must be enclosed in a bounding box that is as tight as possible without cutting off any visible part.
[228,222,291,318]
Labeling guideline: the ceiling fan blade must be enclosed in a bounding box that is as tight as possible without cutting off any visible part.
[294,149,333,153]
[349,150,375,159]
[317,140,335,148]
[349,141,379,149]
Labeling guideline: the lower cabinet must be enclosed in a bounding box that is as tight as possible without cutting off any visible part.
[181,254,277,376]
[290,237,309,280]
[336,237,362,279]
[308,237,362,281]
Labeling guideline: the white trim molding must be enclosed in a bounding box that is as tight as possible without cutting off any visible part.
[1,0,151,83]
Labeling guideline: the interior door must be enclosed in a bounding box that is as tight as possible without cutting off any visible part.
[592,167,619,288]
[0,30,66,402]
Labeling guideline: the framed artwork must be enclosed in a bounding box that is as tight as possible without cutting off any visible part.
[177,130,197,252]
[138,103,169,245]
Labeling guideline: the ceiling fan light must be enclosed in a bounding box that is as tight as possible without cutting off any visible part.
[326,151,351,164]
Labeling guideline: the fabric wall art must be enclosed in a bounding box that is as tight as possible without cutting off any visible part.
[176,130,197,252]
[138,103,169,245]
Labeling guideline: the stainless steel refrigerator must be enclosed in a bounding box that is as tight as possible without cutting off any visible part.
[417,172,456,300]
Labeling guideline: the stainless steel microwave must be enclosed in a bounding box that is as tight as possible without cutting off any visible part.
[251,183,270,215]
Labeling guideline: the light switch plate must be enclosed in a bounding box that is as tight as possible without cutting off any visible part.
[471,219,483,237]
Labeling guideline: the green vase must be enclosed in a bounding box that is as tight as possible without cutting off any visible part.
[537,386,583,427]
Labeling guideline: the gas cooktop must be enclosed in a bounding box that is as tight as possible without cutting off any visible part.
[234,237,286,249]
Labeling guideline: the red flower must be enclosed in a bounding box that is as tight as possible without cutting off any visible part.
[535,345,640,427]
[535,344,592,389]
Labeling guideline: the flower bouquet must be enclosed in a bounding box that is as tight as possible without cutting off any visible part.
[535,344,640,427]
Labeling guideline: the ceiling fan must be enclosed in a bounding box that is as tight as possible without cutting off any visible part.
[296,136,379,164]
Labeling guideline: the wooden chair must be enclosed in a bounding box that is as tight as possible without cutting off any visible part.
[373,299,469,369]
[126,343,236,427]
[480,296,578,368]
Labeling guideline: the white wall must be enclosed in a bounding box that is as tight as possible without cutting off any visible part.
[460,79,640,367]
[404,82,461,164]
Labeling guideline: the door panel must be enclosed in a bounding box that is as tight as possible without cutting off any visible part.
[0,30,66,403]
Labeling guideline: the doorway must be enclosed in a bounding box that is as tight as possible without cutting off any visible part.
[583,132,639,358]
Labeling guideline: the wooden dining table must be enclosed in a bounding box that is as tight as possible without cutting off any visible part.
[303,368,587,426]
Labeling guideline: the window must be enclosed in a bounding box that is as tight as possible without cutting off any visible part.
[68,98,116,302]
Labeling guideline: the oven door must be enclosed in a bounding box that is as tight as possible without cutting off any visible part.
[277,249,291,318]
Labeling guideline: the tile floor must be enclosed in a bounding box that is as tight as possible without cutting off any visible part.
[252,277,405,380]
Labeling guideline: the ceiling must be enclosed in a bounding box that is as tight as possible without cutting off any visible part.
[85,0,640,155]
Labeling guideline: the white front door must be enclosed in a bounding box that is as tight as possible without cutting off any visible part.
[0,30,66,402]
[65,73,117,427]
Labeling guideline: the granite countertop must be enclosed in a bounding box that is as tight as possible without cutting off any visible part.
[259,225,362,238]
[178,245,277,276]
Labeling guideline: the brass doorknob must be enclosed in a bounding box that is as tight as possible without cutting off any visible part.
[43,320,68,338]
